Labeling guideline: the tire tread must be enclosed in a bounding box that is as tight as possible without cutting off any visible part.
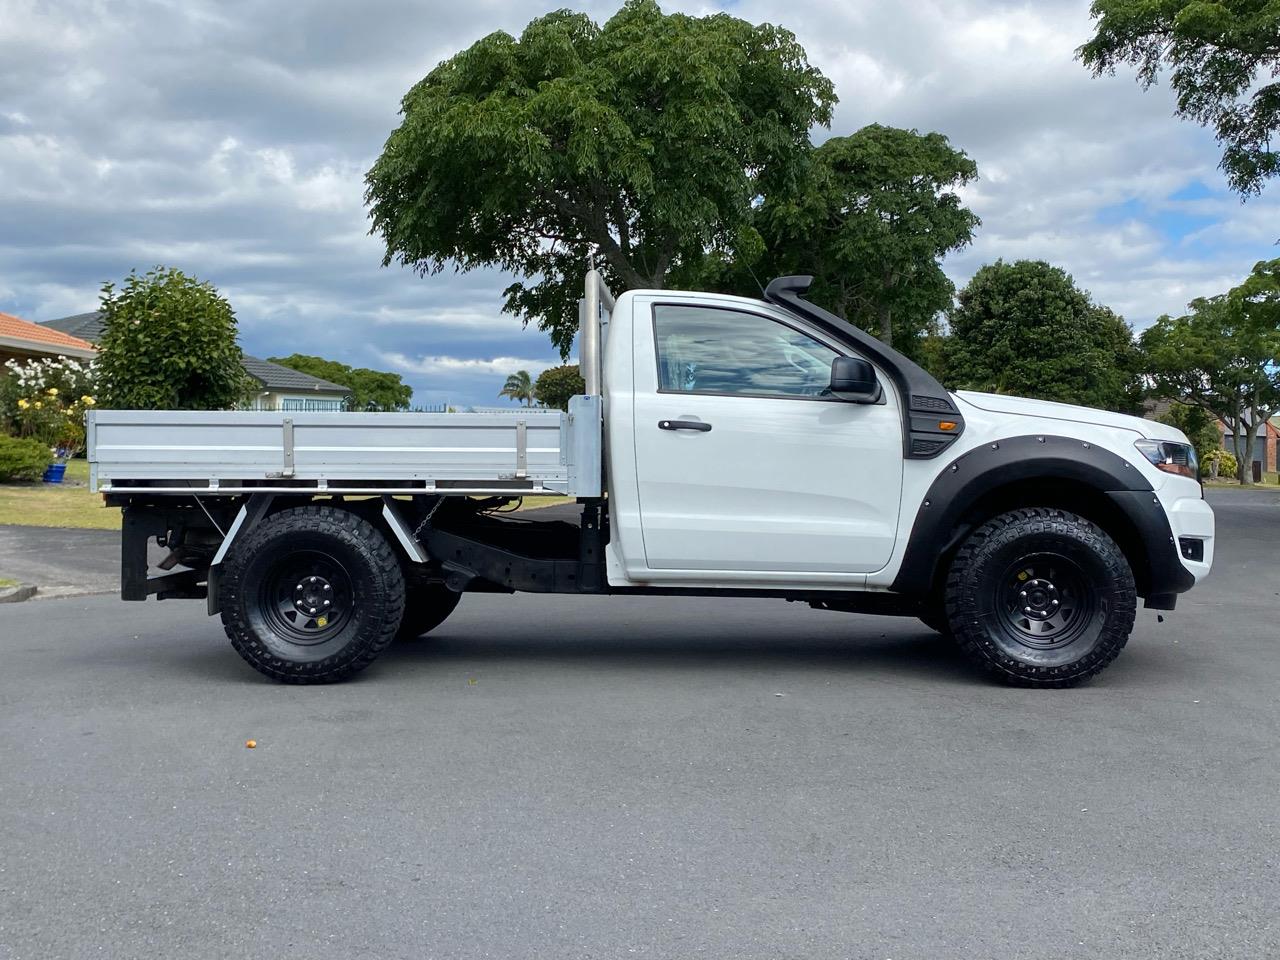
[219,505,405,684]
[944,507,1136,688]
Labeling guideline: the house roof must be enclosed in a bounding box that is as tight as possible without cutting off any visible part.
[40,311,105,344]
[39,312,349,395]
[243,355,351,394]
[1,310,97,359]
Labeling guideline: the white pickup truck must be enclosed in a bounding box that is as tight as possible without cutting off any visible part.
[88,270,1215,687]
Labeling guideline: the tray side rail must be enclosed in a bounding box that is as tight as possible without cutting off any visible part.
[88,409,575,495]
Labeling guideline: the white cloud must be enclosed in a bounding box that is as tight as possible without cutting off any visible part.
[379,352,563,378]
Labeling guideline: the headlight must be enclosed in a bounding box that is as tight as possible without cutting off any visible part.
[1134,439,1198,479]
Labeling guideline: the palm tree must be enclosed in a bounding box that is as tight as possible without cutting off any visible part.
[498,370,536,407]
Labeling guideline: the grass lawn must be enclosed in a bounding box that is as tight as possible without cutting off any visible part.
[0,459,122,530]
[1204,471,1280,488]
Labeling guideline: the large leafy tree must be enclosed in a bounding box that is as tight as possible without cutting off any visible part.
[1080,0,1280,196]
[761,125,980,356]
[268,354,412,411]
[1141,258,1280,483]
[97,267,247,410]
[946,260,1142,411]
[365,0,835,356]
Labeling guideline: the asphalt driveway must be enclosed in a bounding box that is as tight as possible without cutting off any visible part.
[1,488,1277,959]
[0,525,165,599]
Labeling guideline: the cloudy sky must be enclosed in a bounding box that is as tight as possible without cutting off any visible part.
[2,0,1276,408]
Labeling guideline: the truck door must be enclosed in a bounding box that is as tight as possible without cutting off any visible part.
[631,298,904,576]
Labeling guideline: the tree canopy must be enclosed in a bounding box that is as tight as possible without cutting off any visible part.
[534,364,585,411]
[499,370,536,406]
[1080,0,1280,196]
[945,260,1142,411]
[761,125,979,357]
[365,0,835,356]
[1155,401,1223,464]
[1141,257,1280,482]
[268,354,412,411]
[97,266,247,411]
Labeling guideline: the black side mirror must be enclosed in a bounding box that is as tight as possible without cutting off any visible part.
[829,356,881,404]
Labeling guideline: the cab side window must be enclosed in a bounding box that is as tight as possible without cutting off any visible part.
[653,305,838,399]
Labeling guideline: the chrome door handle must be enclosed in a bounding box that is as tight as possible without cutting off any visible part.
[658,419,712,432]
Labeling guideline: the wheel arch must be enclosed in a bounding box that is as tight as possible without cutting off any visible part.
[892,435,1161,600]
[208,494,419,615]
[216,500,406,683]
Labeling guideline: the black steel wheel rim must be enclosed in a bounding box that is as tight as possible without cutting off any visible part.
[259,550,354,645]
[994,552,1097,650]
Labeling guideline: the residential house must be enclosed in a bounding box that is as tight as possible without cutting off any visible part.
[1274,417,1280,474]
[39,312,351,411]
[1221,415,1280,476]
[36,311,104,346]
[241,356,350,412]
[0,310,96,366]
[1143,398,1278,477]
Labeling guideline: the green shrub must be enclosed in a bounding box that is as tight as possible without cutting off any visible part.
[0,434,51,481]
[534,364,585,412]
[97,266,248,410]
[1203,447,1237,480]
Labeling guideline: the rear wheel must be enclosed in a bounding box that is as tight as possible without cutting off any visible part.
[220,506,405,683]
[396,581,461,641]
[944,507,1136,688]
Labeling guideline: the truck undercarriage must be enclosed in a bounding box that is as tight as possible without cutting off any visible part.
[112,492,937,618]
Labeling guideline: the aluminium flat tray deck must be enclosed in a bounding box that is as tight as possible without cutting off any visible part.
[88,409,574,496]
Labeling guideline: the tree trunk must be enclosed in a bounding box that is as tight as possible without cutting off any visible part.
[1241,424,1257,485]
[1223,405,1246,484]
[877,270,895,347]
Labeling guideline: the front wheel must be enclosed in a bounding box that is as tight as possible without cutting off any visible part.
[220,506,405,684]
[944,508,1136,688]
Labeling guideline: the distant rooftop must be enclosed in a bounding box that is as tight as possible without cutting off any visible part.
[242,356,350,394]
[39,311,105,344]
[2,310,97,358]
[39,311,350,394]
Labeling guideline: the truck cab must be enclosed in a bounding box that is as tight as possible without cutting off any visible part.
[598,278,1211,601]
[92,270,1215,688]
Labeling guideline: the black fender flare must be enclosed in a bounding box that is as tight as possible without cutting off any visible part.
[890,434,1193,602]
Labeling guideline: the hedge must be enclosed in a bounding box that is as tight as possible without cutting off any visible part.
[0,434,51,481]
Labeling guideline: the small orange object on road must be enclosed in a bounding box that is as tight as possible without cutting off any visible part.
[245,740,257,749]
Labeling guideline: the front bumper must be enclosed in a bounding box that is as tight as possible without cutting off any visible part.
[1163,494,1214,584]
[1107,490,1213,609]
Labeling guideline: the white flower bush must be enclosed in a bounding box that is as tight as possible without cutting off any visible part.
[1,357,99,458]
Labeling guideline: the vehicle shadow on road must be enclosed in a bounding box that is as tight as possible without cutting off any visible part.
[377,627,985,686]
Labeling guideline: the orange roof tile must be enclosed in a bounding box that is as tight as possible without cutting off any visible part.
[0,311,96,354]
